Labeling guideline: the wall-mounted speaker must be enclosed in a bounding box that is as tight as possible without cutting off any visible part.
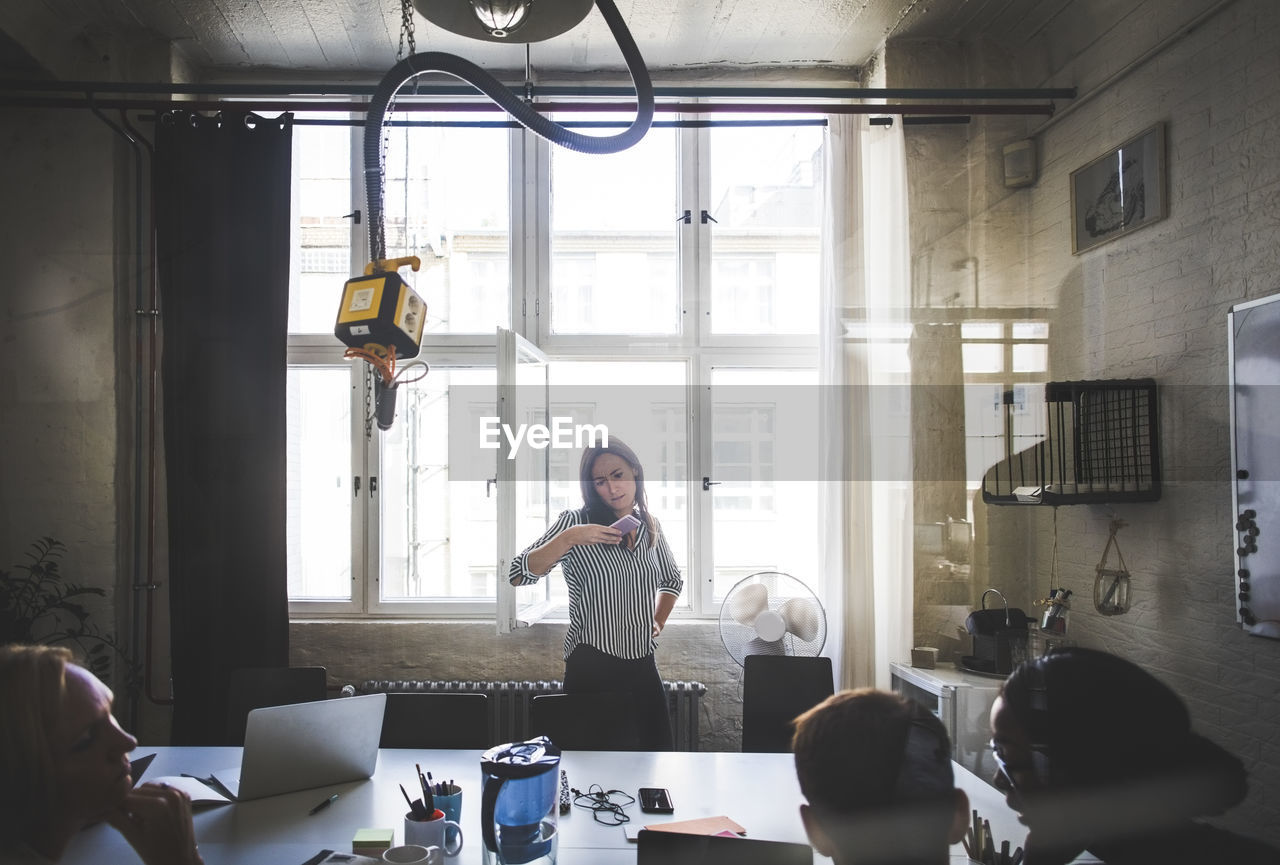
[1002,138,1037,188]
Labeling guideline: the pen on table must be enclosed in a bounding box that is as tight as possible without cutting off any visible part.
[308,793,338,816]
[401,783,430,820]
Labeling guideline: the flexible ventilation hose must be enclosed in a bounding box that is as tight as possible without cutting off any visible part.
[363,0,653,263]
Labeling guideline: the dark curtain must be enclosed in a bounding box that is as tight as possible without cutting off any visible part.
[155,111,293,745]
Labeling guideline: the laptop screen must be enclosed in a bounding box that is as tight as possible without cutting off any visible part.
[637,830,813,865]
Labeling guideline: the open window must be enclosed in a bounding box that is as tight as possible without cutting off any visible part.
[495,327,551,632]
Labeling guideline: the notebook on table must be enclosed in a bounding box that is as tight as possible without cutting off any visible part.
[637,828,813,865]
[211,692,386,801]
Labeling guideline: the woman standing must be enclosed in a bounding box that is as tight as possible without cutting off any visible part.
[509,438,682,750]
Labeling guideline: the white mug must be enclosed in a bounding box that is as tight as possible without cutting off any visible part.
[404,810,464,857]
[382,845,442,865]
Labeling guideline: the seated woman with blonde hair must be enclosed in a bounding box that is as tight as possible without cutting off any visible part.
[0,644,202,864]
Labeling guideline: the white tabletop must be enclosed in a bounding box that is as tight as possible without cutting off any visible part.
[58,748,1039,865]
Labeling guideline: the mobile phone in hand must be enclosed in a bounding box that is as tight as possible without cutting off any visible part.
[610,514,641,533]
[639,787,673,813]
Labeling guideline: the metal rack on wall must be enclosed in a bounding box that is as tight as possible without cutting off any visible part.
[982,379,1161,506]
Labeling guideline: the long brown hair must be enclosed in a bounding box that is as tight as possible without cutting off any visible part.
[578,437,659,547]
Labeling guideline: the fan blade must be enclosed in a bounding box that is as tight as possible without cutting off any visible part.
[729,582,768,626]
[780,597,822,643]
[743,636,787,657]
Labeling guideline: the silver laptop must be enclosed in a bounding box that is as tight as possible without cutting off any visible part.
[213,692,386,801]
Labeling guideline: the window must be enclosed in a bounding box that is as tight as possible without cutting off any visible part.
[287,108,825,618]
[960,317,1052,521]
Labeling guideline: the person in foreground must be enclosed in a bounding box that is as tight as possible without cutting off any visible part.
[991,646,1278,865]
[0,644,202,865]
[792,689,970,865]
[509,437,682,750]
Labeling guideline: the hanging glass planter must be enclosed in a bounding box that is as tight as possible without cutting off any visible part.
[1094,519,1131,615]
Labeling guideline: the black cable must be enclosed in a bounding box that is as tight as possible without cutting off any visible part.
[363,0,653,262]
[571,784,635,825]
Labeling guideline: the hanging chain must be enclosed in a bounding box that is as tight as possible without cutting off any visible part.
[397,0,417,60]
[381,0,419,264]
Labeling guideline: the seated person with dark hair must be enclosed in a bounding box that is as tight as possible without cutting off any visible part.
[0,644,202,865]
[792,689,969,865]
[992,646,1278,865]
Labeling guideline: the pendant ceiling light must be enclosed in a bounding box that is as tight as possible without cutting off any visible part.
[414,0,594,43]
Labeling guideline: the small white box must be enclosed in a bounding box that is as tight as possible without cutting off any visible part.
[911,647,939,669]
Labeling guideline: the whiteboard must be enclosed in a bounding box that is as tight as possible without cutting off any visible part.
[1228,292,1280,639]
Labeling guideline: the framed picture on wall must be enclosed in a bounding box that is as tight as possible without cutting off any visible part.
[1070,122,1167,254]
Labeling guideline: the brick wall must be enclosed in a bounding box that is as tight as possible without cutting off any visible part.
[951,0,1280,844]
[1024,0,1280,841]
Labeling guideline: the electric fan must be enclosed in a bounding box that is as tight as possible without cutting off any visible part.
[718,572,827,665]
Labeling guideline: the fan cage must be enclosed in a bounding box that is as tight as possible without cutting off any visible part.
[718,571,827,666]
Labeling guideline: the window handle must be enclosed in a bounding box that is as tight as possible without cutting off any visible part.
[702,476,721,491]
[487,477,498,498]
[677,209,691,224]
[700,209,718,224]
[369,476,378,496]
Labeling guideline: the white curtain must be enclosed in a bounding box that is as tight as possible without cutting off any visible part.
[818,114,914,691]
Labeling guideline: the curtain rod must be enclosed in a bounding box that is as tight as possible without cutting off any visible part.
[0,78,1076,101]
[3,97,1055,116]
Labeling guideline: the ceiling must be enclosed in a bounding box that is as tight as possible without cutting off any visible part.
[2,0,1075,82]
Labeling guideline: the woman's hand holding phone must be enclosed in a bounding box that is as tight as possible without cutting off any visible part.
[564,524,623,547]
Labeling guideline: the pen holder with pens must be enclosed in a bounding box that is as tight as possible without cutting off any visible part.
[404,810,463,857]
[963,589,1030,676]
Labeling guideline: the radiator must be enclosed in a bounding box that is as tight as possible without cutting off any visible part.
[359,679,707,750]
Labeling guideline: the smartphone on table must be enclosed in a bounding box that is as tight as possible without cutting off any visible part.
[639,787,674,813]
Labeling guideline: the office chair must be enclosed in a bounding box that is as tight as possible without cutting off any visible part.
[529,692,642,751]
[225,665,328,745]
[741,655,834,753]
[380,692,492,749]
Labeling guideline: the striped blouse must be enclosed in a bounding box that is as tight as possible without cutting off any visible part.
[509,508,683,661]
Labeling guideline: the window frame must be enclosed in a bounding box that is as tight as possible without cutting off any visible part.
[287,107,824,620]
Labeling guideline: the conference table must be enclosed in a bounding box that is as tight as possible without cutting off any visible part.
[59,748,1041,865]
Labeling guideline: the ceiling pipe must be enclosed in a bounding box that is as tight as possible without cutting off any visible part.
[0,79,1076,101]
[2,97,1055,116]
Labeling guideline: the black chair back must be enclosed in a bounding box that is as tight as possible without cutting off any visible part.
[741,655,833,753]
[529,692,641,751]
[380,692,492,749]
[226,665,328,745]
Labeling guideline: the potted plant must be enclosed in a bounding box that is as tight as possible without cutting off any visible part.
[0,536,135,684]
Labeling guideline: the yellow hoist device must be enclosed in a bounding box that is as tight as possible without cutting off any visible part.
[334,256,427,430]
